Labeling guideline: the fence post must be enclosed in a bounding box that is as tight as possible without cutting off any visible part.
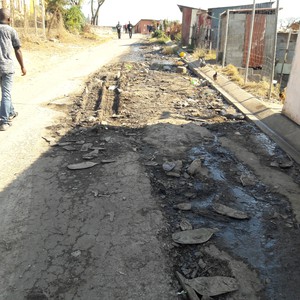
[244,0,256,83]
[222,10,230,68]
[41,0,46,37]
[268,0,280,99]
[216,13,222,63]
[279,29,292,88]
[34,4,38,35]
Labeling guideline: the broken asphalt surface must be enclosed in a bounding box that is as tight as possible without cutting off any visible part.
[1,37,300,299]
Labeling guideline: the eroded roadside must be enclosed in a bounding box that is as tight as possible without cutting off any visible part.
[1,40,300,299]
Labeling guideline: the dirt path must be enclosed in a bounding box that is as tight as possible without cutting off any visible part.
[1,37,300,300]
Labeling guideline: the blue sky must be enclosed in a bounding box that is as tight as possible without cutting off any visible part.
[83,0,299,26]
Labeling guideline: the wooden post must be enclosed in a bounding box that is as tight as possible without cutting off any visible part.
[268,0,280,99]
[216,12,222,63]
[34,3,38,34]
[41,0,46,37]
[244,0,256,83]
[222,10,230,68]
[23,0,28,34]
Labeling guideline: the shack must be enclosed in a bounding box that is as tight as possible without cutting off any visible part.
[178,5,211,48]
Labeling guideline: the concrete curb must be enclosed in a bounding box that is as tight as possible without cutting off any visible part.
[187,60,300,164]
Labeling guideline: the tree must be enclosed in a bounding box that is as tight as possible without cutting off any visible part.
[279,17,300,30]
[46,0,67,33]
[64,5,85,32]
[90,0,105,25]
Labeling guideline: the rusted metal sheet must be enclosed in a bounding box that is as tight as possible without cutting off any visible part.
[243,14,266,68]
[181,7,192,46]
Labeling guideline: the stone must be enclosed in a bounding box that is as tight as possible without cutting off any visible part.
[213,203,249,220]
[240,174,256,186]
[67,162,98,170]
[172,228,218,245]
[186,276,239,297]
[180,219,193,231]
[163,161,176,172]
[174,203,192,211]
[71,250,81,258]
[63,146,77,151]
[83,149,99,160]
[177,66,187,74]
[80,143,93,152]
[188,159,202,176]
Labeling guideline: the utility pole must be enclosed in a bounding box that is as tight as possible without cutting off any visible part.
[244,0,256,83]
[268,0,280,99]
[222,10,230,68]
[216,13,222,63]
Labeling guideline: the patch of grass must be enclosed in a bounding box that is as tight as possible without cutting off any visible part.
[149,37,170,44]
[192,48,216,61]
[193,48,206,59]
[205,50,216,61]
[125,63,133,70]
[222,64,280,100]
[222,64,243,84]
[244,80,280,98]
[162,45,179,55]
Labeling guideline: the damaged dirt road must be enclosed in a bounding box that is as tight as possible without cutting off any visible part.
[1,37,300,299]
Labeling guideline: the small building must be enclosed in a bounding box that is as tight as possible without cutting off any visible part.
[283,32,300,125]
[218,8,276,77]
[208,1,274,48]
[134,19,160,34]
[178,5,211,48]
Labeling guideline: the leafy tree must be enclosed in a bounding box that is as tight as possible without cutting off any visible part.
[46,0,67,33]
[64,5,85,32]
[90,0,105,25]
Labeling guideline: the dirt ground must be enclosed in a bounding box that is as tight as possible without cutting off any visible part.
[1,36,300,299]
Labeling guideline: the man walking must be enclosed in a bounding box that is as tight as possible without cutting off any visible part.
[127,21,133,39]
[0,8,26,131]
[116,21,122,39]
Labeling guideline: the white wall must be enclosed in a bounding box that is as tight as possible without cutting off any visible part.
[283,33,300,125]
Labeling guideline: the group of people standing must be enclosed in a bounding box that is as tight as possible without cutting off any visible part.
[116,21,133,39]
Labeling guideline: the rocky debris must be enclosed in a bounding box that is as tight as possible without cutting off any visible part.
[62,145,77,151]
[80,143,93,152]
[174,203,192,211]
[101,159,116,164]
[186,275,239,297]
[145,161,159,166]
[83,149,99,160]
[187,159,202,174]
[240,173,256,186]
[279,160,294,169]
[163,160,183,177]
[187,159,207,178]
[177,66,187,74]
[172,228,217,245]
[162,161,176,172]
[67,161,98,170]
[71,250,82,258]
[180,219,193,231]
[176,272,201,300]
[213,203,249,220]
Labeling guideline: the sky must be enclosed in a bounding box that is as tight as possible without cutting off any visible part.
[82,0,299,26]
